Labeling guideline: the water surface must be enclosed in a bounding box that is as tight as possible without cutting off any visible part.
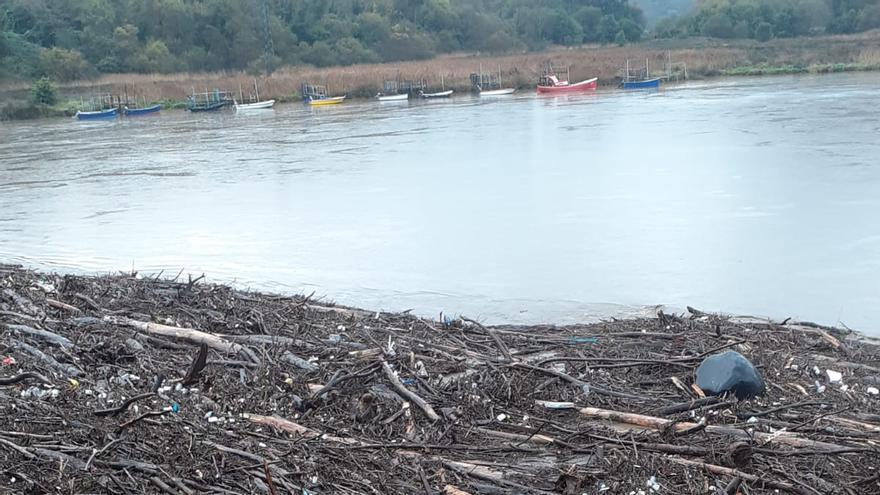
[2,72,879,333]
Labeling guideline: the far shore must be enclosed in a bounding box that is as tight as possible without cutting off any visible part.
[2,31,880,121]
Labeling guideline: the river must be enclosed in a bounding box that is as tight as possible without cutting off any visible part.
[1,72,879,333]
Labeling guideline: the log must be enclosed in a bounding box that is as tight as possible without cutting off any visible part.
[280,351,319,372]
[578,407,852,451]
[3,323,74,348]
[381,360,440,421]
[1,289,42,317]
[473,427,556,446]
[45,298,82,314]
[243,413,359,445]
[13,340,79,377]
[444,485,473,495]
[0,371,52,386]
[103,316,255,362]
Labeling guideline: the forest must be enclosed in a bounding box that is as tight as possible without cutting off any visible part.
[2,0,880,83]
[656,0,880,41]
[0,0,646,81]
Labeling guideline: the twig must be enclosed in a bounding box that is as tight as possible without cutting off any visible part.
[666,456,805,494]
[117,409,171,430]
[0,437,35,459]
[461,316,512,362]
[94,393,155,417]
[381,360,440,421]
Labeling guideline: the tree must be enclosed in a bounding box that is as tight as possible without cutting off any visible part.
[614,29,627,45]
[702,13,735,38]
[575,6,603,42]
[755,21,773,41]
[31,76,56,105]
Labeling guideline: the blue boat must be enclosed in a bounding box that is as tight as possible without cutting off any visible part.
[123,104,161,116]
[622,77,661,90]
[75,108,118,120]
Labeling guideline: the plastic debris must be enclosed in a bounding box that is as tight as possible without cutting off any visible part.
[646,475,661,492]
[826,369,843,383]
[1,356,15,366]
[695,351,765,399]
[867,387,879,395]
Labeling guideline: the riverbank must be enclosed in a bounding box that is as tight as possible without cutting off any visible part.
[1,264,878,493]
[2,31,880,121]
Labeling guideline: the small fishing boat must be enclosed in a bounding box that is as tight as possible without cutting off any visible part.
[308,96,346,106]
[123,104,161,116]
[302,83,346,106]
[187,88,233,112]
[235,99,275,111]
[75,108,118,120]
[622,77,661,89]
[234,80,275,111]
[419,89,454,99]
[621,59,662,90]
[377,93,408,101]
[479,88,516,96]
[537,76,597,94]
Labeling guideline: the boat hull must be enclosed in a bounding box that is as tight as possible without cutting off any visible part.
[188,101,226,112]
[479,88,516,96]
[75,108,118,120]
[622,78,661,89]
[420,90,454,99]
[123,105,161,116]
[536,77,597,94]
[377,94,409,101]
[235,100,275,111]
[308,96,346,106]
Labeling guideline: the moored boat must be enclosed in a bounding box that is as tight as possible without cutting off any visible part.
[419,89,454,99]
[234,99,275,111]
[377,93,408,101]
[620,59,662,90]
[75,108,118,120]
[622,77,661,89]
[479,88,516,96]
[123,104,161,116]
[308,95,346,106]
[537,76,597,94]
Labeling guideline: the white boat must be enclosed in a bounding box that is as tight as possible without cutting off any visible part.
[420,89,454,99]
[480,88,516,96]
[377,93,409,102]
[235,99,275,111]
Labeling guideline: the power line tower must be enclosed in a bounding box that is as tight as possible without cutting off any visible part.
[259,0,275,75]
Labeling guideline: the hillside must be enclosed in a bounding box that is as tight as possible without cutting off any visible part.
[0,0,645,81]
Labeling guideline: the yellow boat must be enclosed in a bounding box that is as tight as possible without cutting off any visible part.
[308,96,346,106]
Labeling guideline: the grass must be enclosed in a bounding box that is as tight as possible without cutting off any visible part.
[1,30,880,119]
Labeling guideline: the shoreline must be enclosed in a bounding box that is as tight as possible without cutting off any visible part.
[1,264,878,493]
[3,32,880,121]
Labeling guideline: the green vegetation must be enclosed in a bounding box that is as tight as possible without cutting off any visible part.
[656,0,880,41]
[30,76,56,105]
[0,0,646,81]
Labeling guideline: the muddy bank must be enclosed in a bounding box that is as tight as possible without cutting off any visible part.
[1,265,878,494]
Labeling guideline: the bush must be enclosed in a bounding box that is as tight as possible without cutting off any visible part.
[615,30,627,46]
[31,77,57,105]
[39,47,94,81]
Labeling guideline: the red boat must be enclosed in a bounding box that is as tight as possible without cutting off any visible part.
[536,75,598,94]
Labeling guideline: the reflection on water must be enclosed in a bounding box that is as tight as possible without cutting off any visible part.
[1,72,880,333]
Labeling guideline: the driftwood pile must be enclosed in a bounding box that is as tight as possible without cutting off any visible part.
[1,264,879,494]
